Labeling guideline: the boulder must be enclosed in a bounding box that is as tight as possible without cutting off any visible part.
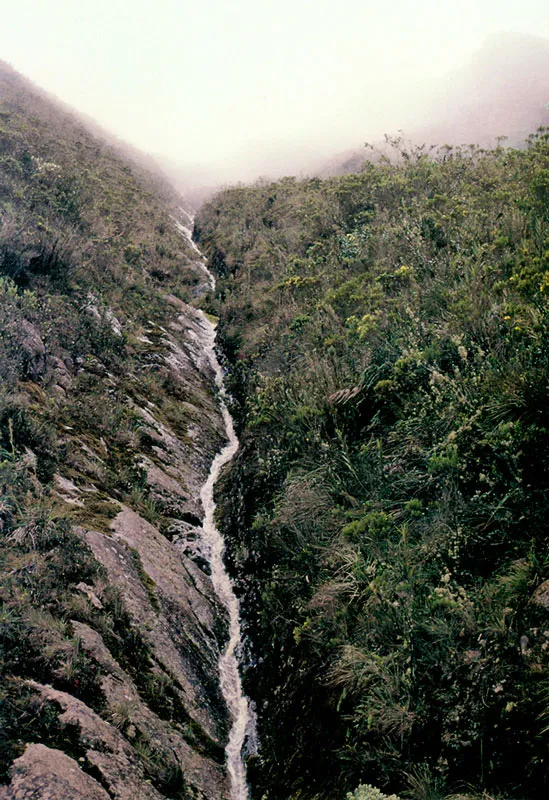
[16,319,46,378]
[0,742,111,800]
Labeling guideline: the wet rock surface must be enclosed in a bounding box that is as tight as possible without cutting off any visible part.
[85,507,228,744]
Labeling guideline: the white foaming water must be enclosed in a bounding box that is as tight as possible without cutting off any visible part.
[175,212,251,800]
[198,315,250,800]
[171,209,215,289]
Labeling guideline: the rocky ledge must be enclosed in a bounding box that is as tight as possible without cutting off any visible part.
[1,280,234,799]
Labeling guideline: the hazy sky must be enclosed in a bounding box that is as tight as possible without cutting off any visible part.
[1,0,548,181]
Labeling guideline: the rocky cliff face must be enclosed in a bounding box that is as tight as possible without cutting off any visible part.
[0,60,236,799]
[1,283,235,800]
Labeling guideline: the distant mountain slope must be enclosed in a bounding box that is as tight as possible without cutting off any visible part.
[0,60,233,798]
[319,32,549,176]
[420,32,549,146]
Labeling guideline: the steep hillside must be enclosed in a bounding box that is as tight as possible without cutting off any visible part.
[0,61,234,798]
[196,131,549,800]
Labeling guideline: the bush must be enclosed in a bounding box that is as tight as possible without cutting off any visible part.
[347,786,401,800]
[197,131,549,799]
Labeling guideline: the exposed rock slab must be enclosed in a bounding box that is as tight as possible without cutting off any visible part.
[71,622,229,798]
[84,513,228,744]
[0,743,111,800]
[26,684,165,800]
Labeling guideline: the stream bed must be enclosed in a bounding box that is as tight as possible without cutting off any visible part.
[178,210,253,800]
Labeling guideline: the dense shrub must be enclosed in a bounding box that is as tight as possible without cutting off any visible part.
[197,129,549,799]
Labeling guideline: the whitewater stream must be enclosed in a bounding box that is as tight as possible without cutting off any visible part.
[177,210,252,800]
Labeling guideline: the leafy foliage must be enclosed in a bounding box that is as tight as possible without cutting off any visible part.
[197,130,549,799]
[347,786,401,800]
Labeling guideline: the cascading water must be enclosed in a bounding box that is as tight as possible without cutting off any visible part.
[172,209,215,290]
[198,318,251,800]
[176,210,252,800]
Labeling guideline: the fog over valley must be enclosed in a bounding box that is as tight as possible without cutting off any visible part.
[1,0,549,193]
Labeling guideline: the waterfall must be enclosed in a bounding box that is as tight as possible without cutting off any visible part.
[171,208,215,289]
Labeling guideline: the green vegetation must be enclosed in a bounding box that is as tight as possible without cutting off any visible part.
[196,131,549,799]
[347,786,401,800]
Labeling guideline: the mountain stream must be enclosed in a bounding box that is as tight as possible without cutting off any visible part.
[177,210,253,800]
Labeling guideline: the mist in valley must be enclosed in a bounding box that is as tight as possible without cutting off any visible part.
[1,0,549,199]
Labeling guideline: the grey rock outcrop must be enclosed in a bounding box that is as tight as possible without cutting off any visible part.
[1,283,235,799]
[0,743,112,800]
[15,319,46,378]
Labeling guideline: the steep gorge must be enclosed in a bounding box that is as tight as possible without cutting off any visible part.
[4,51,549,800]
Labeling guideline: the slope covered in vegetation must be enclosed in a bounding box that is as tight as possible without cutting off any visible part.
[0,62,233,798]
[196,131,549,800]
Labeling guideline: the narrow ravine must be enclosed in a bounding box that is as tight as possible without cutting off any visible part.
[172,209,215,290]
[177,211,252,800]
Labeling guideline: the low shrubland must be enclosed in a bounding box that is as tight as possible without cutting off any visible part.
[197,130,549,799]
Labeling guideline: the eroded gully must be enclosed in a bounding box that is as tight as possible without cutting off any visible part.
[176,209,253,800]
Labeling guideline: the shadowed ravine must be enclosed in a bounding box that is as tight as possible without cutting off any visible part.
[179,213,253,800]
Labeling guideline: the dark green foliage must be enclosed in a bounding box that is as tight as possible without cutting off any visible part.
[197,129,549,799]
